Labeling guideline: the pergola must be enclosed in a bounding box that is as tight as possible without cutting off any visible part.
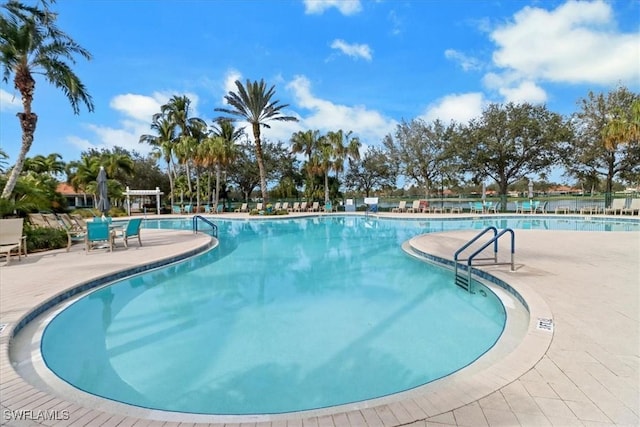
[123,187,164,216]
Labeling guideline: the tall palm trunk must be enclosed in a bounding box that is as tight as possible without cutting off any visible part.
[167,160,174,206]
[252,123,269,203]
[215,164,221,208]
[324,172,329,204]
[2,69,37,199]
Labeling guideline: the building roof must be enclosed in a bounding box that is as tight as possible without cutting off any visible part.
[56,183,86,195]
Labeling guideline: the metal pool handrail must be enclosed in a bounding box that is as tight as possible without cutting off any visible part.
[453,226,515,293]
[192,215,218,238]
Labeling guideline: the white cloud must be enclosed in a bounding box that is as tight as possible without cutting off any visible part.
[278,75,396,146]
[109,93,168,122]
[420,93,487,124]
[444,49,482,71]
[499,81,547,104]
[303,0,362,15]
[490,0,639,85]
[221,69,243,104]
[0,89,20,112]
[69,91,201,155]
[330,39,373,61]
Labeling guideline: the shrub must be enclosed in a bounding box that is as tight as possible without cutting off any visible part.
[25,226,67,252]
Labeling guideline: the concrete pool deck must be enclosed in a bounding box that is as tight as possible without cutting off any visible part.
[0,213,638,426]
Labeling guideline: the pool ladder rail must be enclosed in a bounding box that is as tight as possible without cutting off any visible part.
[192,215,218,238]
[453,226,515,293]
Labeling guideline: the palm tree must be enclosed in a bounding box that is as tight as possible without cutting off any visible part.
[209,119,242,207]
[100,152,134,183]
[216,79,298,202]
[326,129,361,198]
[161,95,206,199]
[603,99,640,150]
[0,0,94,198]
[290,129,322,199]
[66,156,100,206]
[140,115,177,205]
[22,153,65,176]
[0,148,8,173]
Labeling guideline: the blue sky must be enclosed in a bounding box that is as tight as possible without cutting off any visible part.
[1,0,639,180]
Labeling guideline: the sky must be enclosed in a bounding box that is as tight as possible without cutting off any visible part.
[1,0,639,182]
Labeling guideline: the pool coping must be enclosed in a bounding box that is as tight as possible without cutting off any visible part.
[1,214,638,426]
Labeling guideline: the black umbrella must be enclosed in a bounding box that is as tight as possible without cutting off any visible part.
[96,166,111,214]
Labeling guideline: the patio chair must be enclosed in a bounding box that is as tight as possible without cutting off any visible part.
[324,201,333,213]
[391,201,407,213]
[604,198,626,215]
[115,217,143,248]
[289,202,300,212]
[298,202,308,212]
[27,213,50,228]
[183,205,193,214]
[621,198,640,215]
[282,202,289,211]
[172,205,182,214]
[274,202,282,211]
[486,201,501,214]
[256,203,263,211]
[469,201,484,214]
[43,213,86,251]
[406,200,421,213]
[235,203,248,213]
[0,218,25,265]
[308,202,319,212]
[85,221,114,253]
[534,201,547,214]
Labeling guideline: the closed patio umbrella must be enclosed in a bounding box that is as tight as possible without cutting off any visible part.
[96,166,111,215]
[528,179,534,200]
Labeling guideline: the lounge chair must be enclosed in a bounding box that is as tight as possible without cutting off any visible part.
[290,202,300,212]
[324,201,334,213]
[256,203,263,211]
[85,221,114,253]
[486,202,501,214]
[391,201,407,213]
[604,198,625,215]
[308,202,319,212]
[274,202,282,211]
[70,214,88,229]
[183,205,193,214]
[115,217,143,248]
[282,202,289,211]
[298,202,308,212]
[203,205,212,214]
[534,201,547,214]
[469,202,484,214]
[27,213,50,228]
[0,218,25,265]
[406,200,420,213]
[42,213,86,251]
[172,205,182,214]
[516,201,533,214]
[235,203,248,213]
[621,198,640,215]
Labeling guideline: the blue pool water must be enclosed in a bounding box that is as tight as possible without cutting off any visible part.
[40,216,638,414]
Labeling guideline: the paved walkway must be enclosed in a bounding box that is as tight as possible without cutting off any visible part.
[0,214,638,426]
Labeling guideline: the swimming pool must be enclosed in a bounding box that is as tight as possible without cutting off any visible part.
[39,215,639,415]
